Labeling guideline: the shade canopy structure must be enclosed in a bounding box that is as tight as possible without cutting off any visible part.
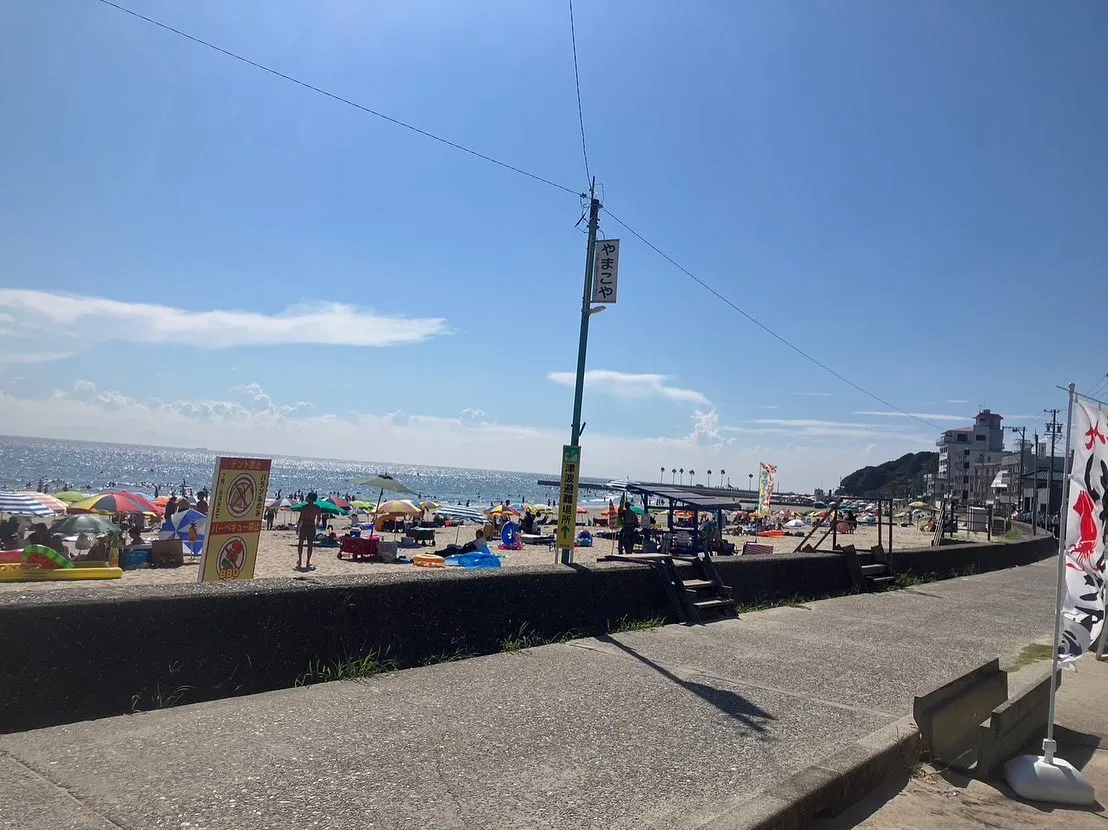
[18,492,68,514]
[0,492,59,518]
[355,474,416,496]
[291,500,344,516]
[375,499,421,516]
[69,492,162,516]
[50,514,121,536]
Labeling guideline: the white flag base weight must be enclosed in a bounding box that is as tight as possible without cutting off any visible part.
[1004,740,1095,806]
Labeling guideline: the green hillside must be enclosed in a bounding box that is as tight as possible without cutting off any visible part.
[836,451,938,497]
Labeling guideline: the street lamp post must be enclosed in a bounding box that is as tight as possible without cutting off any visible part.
[660,466,665,483]
[671,468,676,484]
[707,469,712,487]
[679,468,684,485]
[748,472,754,493]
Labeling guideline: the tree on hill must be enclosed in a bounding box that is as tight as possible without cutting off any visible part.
[836,451,938,498]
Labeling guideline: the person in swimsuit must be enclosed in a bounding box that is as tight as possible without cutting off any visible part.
[297,492,322,570]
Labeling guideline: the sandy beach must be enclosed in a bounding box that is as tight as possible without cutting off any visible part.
[0,508,940,595]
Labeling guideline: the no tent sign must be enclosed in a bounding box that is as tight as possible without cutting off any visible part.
[198,456,272,583]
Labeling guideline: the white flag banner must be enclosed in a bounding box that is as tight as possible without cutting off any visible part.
[1058,399,1108,665]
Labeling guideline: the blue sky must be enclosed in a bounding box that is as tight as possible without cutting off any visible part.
[1,0,1105,489]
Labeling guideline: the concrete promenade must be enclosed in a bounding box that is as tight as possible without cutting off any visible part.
[0,560,1061,829]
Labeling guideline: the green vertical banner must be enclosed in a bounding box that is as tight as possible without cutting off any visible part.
[557,445,582,549]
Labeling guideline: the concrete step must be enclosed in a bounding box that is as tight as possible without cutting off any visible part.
[861,563,890,575]
[693,598,735,611]
[682,579,715,591]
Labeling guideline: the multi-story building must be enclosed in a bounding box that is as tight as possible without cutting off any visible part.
[936,409,1005,505]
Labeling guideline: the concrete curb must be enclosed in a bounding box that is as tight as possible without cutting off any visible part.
[691,715,921,830]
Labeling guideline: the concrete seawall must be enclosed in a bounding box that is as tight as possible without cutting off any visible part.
[0,536,1055,733]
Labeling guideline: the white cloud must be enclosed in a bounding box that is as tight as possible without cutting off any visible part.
[945,399,969,404]
[547,369,709,406]
[0,289,448,363]
[460,408,487,421]
[726,417,925,441]
[854,410,969,423]
[792,392,834,397]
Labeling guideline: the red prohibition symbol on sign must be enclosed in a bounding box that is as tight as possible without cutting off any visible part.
[226,474,256,519]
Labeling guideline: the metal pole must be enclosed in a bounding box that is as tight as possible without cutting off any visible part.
[1044,384,1075,763]
[560,179,600,566]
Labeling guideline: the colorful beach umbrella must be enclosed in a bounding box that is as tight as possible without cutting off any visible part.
[267,497,296,511]
[324,496,351,511]
[291,500,344,516]
[436,505,486,523]
[50,514,121,536]
[18,492,68,513]
[160,508,208,538]
[375,499,421,516]
[487,504,519,517]
[0,492,57,517]
[51,491,90,504]
[68,492,163,516]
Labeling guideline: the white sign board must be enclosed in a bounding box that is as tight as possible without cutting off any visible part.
[591,239,620,304]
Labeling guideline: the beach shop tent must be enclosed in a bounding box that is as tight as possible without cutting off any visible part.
[0,492,57,518]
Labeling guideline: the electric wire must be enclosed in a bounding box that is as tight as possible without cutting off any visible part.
[602,206,946,431]
[93,0,581,197]
[567,0,591,185]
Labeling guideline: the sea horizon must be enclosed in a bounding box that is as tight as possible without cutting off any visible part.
[0,433,613,506]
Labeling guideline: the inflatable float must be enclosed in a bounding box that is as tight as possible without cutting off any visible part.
[0,546,123,582]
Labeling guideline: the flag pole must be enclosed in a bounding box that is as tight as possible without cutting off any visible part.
[1043,382,1076,762]
[1004,382,1095,805]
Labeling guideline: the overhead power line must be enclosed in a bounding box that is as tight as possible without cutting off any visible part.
[567,0,591,185]
[601,207,945,431]
[93,0,581,197]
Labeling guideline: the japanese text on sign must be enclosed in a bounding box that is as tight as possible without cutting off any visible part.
[590,239,620,304]
[198,456,272,583]
[557,445,582,549]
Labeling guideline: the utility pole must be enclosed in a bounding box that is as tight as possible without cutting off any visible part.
[1044,408,1064,534]
[560,179,601,566]
[1005,425,1027,516]
[1031,431,1039,536]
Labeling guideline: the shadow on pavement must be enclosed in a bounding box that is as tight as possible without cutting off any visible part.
[597,634,775,733]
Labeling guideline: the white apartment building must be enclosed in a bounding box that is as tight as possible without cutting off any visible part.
[936,409,1005,505]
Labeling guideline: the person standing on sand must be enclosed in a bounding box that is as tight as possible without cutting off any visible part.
[296,492,322,571]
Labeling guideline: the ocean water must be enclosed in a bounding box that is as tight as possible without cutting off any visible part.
[0,435,612,506]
